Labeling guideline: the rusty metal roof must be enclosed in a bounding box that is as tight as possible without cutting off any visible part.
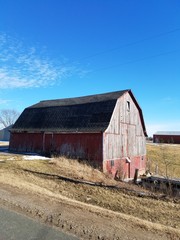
[11,89,147,135]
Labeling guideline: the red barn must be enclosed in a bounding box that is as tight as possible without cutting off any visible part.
[153,131,180,144]
[9,90,147,179]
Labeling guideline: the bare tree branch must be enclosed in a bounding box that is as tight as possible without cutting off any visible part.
[0,109,20,128]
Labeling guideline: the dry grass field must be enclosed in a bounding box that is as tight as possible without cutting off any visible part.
[146,143,180,178]
[0,141,180,239]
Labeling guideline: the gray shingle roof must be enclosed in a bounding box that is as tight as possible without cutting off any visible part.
[11,89,147,136]
[12,90,128,133]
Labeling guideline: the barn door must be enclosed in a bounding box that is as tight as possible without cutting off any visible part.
[43,133,53,155]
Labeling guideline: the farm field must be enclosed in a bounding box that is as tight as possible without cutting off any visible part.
[146,143,180,178]
[0,141,180,240]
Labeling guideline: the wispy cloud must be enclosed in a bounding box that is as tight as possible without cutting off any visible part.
[0,99,11,105]
[0,33,85,89]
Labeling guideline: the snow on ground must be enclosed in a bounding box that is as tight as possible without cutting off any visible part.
[0,141,9,145]
[22,155,50,161]
[0,142,50,160]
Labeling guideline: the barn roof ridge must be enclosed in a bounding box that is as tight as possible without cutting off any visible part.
[28,89,130,108]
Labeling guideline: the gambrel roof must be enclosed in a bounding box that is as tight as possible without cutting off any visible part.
[11,89,147,135]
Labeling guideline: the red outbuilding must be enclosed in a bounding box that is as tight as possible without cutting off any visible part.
[9,89,147,179]
[153,131,180,144]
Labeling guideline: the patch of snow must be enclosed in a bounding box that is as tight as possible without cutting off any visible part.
[0,141,9,145]
[23,155,50,161]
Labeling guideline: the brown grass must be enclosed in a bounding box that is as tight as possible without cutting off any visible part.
[49,157,116,184]
[146,143,180,178]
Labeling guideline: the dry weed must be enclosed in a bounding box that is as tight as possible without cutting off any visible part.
[49,157,116,184]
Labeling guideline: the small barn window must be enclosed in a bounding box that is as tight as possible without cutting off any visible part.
[127,101,130,112]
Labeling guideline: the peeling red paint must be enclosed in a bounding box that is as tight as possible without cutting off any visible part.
[105,156,146,179]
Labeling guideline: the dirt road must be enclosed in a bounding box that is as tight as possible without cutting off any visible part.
[0,183,179,240]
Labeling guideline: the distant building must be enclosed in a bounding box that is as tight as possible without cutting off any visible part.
[0,125,13,141]
[153,131,180,144]
[9,89,147,179]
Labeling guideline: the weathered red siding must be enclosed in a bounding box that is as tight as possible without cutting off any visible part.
[9,132,43,153]
[105,155,146,179]
[51,133,103,165]
[153,135,180,144]
[9,132,103,166]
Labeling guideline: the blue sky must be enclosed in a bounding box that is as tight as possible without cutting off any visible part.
[0,0,180,137]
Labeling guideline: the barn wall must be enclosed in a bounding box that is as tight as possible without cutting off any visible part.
[105,155,146,179]
[103,92,146,178]
[0,129,9,141]
[0,125,12,141]
[153,135,180,144]
[46,132,103,165]
[9,132,103,166]
[9,132,43,153]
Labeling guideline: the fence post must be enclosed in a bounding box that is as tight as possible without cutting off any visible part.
[134,168,139,183]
